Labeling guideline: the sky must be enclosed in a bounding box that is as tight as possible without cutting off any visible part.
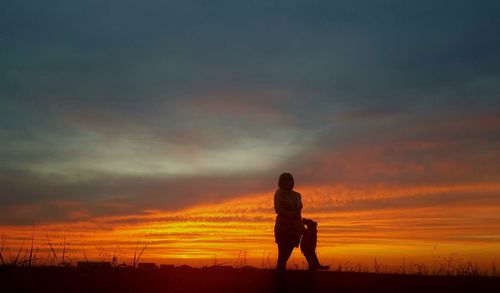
[1,1,500,270]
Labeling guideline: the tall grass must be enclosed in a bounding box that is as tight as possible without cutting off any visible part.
[0,232,498,277]
[325,254,498,277]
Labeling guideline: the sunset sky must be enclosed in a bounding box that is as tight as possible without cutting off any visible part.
[1,1,500,270]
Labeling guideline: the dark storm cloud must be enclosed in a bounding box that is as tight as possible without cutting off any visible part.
[1,0,500,223]
[3,1,499,108]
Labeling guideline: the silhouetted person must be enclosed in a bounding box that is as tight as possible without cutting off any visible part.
[301,218,330,271]
[274,172,303,272]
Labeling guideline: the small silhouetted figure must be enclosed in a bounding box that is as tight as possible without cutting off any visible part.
[274,172,303,272]
[301,218,330,271]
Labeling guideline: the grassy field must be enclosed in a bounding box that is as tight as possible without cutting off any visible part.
[1,266,499,293]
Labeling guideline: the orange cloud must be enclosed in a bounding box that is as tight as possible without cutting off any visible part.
[2,183,499,270]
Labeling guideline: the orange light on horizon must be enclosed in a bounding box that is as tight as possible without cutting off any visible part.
[1,183,499,271]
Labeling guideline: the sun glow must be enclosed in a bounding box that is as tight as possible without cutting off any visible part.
[1,183,500,270]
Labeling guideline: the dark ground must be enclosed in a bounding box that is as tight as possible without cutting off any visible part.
[1,266,499,293]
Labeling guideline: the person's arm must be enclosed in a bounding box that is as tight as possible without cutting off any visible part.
[296,193,303,221]
[274,192,300,218]
[297,192,303,211]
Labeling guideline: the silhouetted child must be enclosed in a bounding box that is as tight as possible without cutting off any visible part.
[300,218,330,271]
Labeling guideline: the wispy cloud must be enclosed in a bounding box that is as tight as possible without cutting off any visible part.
[2,183,499,266]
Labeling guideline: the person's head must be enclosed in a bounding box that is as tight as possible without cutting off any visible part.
[278,172,294,190]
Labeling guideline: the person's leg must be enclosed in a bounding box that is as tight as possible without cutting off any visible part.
[276,243,294,271]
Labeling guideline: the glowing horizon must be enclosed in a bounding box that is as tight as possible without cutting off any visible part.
[2,182,499,271]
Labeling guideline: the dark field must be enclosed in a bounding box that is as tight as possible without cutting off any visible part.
[1,266,499,293]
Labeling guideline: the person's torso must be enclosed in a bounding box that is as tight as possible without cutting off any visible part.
[275,190,303,234]
[277,190,302,212]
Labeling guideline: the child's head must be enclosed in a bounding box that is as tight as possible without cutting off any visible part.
[302,218,317,230]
